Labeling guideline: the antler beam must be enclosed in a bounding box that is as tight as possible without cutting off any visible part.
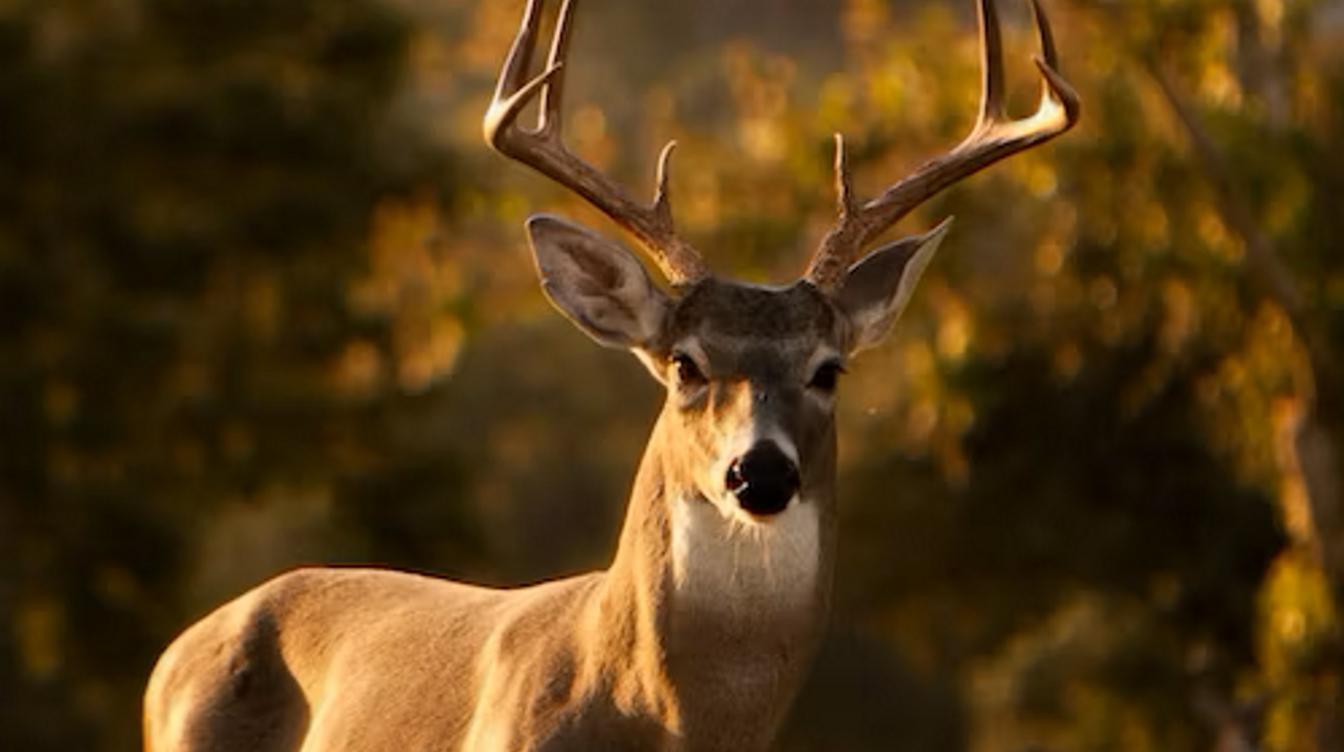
[806,0,1081,291]
[484,0,709,285]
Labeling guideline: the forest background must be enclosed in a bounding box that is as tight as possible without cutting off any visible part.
[2,0,1342,749]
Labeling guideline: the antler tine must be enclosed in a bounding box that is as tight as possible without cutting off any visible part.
[538,0,576,132]
[832,133,859,217]
[1030,0,1058,69]
[653,140,678,222]
[802,134,861,288]
[978,0,1007,124]
[806,0,1080,292]
[485,0,554,138]
[485,0,709,285]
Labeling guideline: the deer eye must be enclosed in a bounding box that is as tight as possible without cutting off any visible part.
[672,353,706,387]
[808,361,846,393]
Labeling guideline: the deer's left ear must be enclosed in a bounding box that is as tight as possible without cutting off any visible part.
[835,217,952,355]
[527,214,670,349]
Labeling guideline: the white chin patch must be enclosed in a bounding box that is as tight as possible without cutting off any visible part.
[669,494,820,614]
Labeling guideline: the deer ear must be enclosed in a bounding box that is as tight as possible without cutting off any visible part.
[527,215,670,349]
[835,217,952,355]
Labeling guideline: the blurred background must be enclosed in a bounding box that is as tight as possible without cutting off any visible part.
[1,0,1342,749]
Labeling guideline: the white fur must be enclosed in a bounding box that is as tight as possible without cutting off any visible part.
[670,494,820,615]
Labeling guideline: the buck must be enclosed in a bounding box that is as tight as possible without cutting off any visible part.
[143,0,1077,749]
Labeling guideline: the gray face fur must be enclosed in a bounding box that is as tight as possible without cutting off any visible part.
[644,280,844,510]
[527,213,949,521]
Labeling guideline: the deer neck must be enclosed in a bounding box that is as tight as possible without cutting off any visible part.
[589,411,837,738]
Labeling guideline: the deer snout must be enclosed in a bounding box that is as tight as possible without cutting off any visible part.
[725,440,800,517]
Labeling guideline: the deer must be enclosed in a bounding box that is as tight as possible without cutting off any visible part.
[142,0,1077,749]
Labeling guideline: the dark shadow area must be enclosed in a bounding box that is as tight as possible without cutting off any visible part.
[781,626,964,751]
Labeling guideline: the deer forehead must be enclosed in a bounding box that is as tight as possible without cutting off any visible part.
[663,279,843,369]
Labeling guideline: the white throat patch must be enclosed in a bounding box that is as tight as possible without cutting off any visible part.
[669,495,820,615]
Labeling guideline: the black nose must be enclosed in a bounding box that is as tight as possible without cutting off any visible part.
[725,441,800,516]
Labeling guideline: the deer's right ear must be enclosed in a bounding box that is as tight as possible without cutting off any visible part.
[527,215,670,349]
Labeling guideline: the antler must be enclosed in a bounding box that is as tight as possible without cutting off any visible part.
[806,0,1081,291]
[484,0,709,285]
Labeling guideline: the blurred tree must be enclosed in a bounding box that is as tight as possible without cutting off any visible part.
[0,1,467,750]
[1061,0,1344,744]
